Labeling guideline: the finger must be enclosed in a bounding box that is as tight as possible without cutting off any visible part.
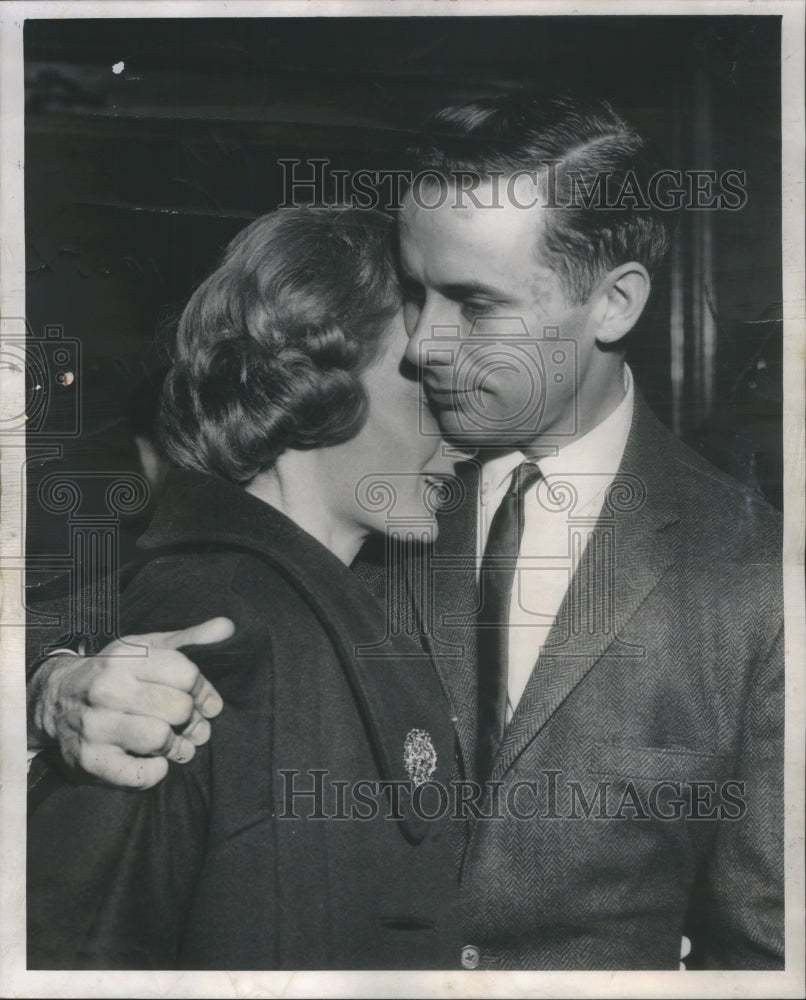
[163,729,197,765]
[129,649,202,692]
[189,672,224,719]
[81,709,192,760]
[78,743,170,790]
[81,708,169,752]
[133,616,236,652]
[181,709,212,748]
[129,651,223,716]
[88,671,195,727]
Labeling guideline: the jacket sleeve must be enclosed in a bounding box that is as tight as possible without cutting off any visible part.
[27,751,209,970]
[697,623,785,969]
[26,593,79,682]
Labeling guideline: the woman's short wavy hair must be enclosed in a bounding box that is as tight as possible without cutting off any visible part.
[158,208,401,484]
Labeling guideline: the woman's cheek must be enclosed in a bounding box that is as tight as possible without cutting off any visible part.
[418,400,441,440]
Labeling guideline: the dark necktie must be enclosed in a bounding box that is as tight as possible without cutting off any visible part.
[476,460,543,784]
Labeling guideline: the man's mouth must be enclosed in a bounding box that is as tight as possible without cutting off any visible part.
[424,381,478,399]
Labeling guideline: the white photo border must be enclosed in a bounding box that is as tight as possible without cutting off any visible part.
[1,2,803,997]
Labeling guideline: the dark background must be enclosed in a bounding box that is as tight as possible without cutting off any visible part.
[24,15,783,601]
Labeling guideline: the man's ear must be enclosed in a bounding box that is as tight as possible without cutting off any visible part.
[592,263,651,345]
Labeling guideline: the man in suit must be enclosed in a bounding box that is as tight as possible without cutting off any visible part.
[27,94,784,969]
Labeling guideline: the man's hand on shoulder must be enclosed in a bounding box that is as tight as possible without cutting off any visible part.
[27,616,234,789]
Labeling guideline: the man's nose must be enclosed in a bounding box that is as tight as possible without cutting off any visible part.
[403,310,430,368]
[404,305,459,370]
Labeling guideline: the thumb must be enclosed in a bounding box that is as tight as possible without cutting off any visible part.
[146,616,236,651]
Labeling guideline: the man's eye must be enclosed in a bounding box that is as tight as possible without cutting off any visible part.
[462,300,494,319]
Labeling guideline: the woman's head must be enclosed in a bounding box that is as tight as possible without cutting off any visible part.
[158,208,402,483]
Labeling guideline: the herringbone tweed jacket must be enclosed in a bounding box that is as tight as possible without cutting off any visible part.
[355,392,784,971]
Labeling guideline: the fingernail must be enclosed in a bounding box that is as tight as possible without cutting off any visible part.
[173,739,195,764]
[201,695,221,716]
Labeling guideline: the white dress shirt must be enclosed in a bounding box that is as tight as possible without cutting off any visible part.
[477,366,635,721]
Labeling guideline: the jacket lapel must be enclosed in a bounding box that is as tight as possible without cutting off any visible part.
[490,396,681,781]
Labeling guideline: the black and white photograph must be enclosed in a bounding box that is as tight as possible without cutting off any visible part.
[0,1,803,997]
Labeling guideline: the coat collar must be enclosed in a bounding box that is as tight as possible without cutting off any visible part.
[138,469,452,844]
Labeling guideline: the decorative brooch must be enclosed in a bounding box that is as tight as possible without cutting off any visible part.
[403,728,437,788]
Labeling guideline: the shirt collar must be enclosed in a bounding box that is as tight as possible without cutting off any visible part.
[481,364,635,498]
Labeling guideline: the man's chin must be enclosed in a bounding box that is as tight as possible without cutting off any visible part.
[435,427,487,451]
[434,415,520,452]
[434,406,561,453]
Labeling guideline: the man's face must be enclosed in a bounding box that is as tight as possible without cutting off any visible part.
[400,178,602,451]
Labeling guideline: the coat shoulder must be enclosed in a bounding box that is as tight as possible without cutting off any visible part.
[122,546,314,631]
[659,425,782,563]
[119,546,335,697]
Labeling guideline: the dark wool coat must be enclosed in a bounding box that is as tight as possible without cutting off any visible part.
[28,471,461,970]
[354,393,785,971]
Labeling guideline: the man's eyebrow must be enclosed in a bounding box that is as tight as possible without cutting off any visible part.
[398,274,508,300]
[440,281,506,300]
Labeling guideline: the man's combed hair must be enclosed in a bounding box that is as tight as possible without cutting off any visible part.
[409,94,672,303]
[158,208,401,484]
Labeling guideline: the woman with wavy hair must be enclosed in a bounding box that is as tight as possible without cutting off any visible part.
[27,208,460,971]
